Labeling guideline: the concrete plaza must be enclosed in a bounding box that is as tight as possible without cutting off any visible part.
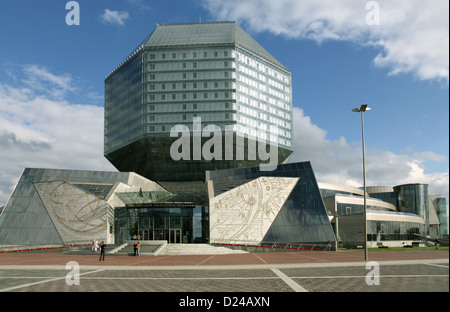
[0,249,448,294]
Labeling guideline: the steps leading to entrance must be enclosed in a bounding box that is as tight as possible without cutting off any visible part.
[159,244,248,255]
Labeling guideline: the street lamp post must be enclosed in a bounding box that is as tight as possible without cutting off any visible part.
[352,104,371,261]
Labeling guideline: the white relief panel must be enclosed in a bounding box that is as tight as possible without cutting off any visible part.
[210,177,299,245]
[34,181,108,243]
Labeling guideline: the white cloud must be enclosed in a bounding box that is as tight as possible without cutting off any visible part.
[290,107,449,200]
[0,66,115,204]
[22,64,75,99]
[204,0,449,82]
[101,9,130,26]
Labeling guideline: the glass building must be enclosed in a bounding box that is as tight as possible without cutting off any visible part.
[104,22,293,182]
[0,22,447,250]
[321,182,445,248]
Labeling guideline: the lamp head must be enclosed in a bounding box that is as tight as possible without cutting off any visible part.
[352,104,371,112]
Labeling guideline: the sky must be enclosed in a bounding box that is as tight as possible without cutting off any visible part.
[0,0,448,214]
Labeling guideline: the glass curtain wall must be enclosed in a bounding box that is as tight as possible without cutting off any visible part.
[114,205,208,244]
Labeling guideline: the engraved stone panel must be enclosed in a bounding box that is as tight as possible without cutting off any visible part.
[34,181,109,243]
[210,177,299,244]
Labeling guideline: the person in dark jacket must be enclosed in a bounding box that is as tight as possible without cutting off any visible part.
[99,241,106,261]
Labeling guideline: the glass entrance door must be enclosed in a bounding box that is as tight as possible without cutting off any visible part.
[139,228,182,243]
[141,229,153,240]
[169,229,181,244]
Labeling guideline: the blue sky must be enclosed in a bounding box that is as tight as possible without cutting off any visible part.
[0,0,448,208]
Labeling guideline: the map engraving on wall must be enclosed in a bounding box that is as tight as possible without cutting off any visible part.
[210,177,299,245]
[34,181,108,243]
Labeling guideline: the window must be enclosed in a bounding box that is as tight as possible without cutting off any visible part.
[203,52,207,57]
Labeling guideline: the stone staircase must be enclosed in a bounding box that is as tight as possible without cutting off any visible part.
[100,242,248,256]
[110,243,164,256]
[159,243,248,255]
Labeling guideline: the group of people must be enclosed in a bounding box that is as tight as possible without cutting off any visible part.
[91,239,142,261]
[91,239,106,261]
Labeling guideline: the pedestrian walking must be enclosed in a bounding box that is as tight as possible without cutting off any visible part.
[434,238,439,250]
[136,241,141,256]
[327,240,332,251]
[99,241,106,261]
[134,241,137,256]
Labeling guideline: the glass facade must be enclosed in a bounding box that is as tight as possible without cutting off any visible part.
[104,55,144,154]
[235,47,292,151]
[367,218,425,242]
[114,205,209,244]
[394,184,429,234]
[432,196,448,236]
[113,181,209,244]
[321,183,432,248]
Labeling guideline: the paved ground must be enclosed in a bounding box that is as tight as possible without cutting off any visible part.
[0,250,448,299]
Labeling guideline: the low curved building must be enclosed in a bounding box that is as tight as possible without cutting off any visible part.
[319,182,445,248]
